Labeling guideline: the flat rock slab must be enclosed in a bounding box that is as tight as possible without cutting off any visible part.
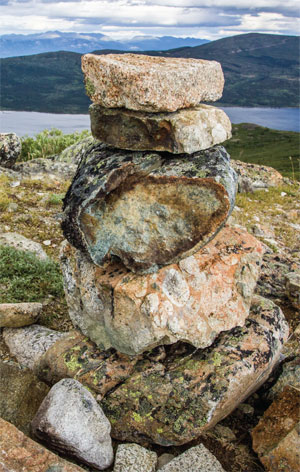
[0,361,49,435]
[0,302,43,328]
[159,444,225,471]
[90,104,231,154]
[0,417,85,472]
[113,444,157,472]
[60,226,263,355]
[3,324,66,369]
[31,378,114,471]
[62,143,237,273]
[252,385,300,471]
[82,53,224,112]
[101,295,289,445]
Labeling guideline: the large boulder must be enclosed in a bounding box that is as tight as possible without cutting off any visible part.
[101,296,288,445]
[60,226,263,355]
[0,132,21,168]
[31,378,114,470]
[0,417,85,471]
[34,297,289,447]
[61,143,237,274]
[82,53,224,112]
[90,104,231,154]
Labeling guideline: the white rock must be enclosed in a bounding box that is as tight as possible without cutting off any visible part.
[159,444,225,471]
[31,378,114,471]
[113,443,157,472]
[3,324,65,369]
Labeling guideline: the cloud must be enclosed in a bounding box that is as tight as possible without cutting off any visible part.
[0,0,299,38]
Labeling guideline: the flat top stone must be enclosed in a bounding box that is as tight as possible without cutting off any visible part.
[82,53,224,112]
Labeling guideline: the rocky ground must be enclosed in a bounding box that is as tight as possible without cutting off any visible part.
[0,151,299,471]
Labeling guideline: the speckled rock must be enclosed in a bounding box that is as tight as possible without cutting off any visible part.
[158,445,225,471]
[31,378,114,471]
[0,302,42,328]
[14,157,77,181]
[0,132,21,168]
[82,53,224,112]
[0,232,49,260]
[60,226,263,355]
[90,104,231,154]
[0,361,49,435]
[252,385,300,472]
[113,443,157,472]
[285,271,300,310]
[101,295,288,445]
[231,159,283,191]
[0,417,85,471]
[62,143,237,274]
[3,324,66,369]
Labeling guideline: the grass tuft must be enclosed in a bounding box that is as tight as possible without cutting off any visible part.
[20,128,91,162]
[0,245,64,303]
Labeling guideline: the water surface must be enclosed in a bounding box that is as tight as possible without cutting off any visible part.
[1,107,299,137]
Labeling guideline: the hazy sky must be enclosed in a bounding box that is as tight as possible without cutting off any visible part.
[0,0,299,39]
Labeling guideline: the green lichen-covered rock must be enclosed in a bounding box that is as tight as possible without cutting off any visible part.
[62,143,237,273]
[32,296,289,447]
[55,136,96,165]
[101,296,288,446]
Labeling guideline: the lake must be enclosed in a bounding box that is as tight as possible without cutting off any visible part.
[0,107,299,137]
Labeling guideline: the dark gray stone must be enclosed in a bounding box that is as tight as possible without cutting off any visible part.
[0,133,21,168]
[62,143,237,273]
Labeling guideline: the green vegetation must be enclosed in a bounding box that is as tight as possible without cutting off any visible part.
[20,128,90,161]
[47,193,65,206]
[225,123,300,180]
[1,33,299,113]
[0,245,64,303]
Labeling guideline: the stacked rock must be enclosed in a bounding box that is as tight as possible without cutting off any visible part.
[61,53,265,357]
[82,53,231,154]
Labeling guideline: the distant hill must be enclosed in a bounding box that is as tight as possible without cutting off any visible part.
[0,31,208,58]
[1,33,299,113]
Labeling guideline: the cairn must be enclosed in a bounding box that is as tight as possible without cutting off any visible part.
[2,54,289,452]
[61,53,265,356]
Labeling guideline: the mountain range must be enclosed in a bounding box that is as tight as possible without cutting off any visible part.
[0,31,208,58]
[1,33,299,113]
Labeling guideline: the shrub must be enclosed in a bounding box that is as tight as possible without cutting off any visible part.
[0,245,64,303]
[20,128,90,161]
